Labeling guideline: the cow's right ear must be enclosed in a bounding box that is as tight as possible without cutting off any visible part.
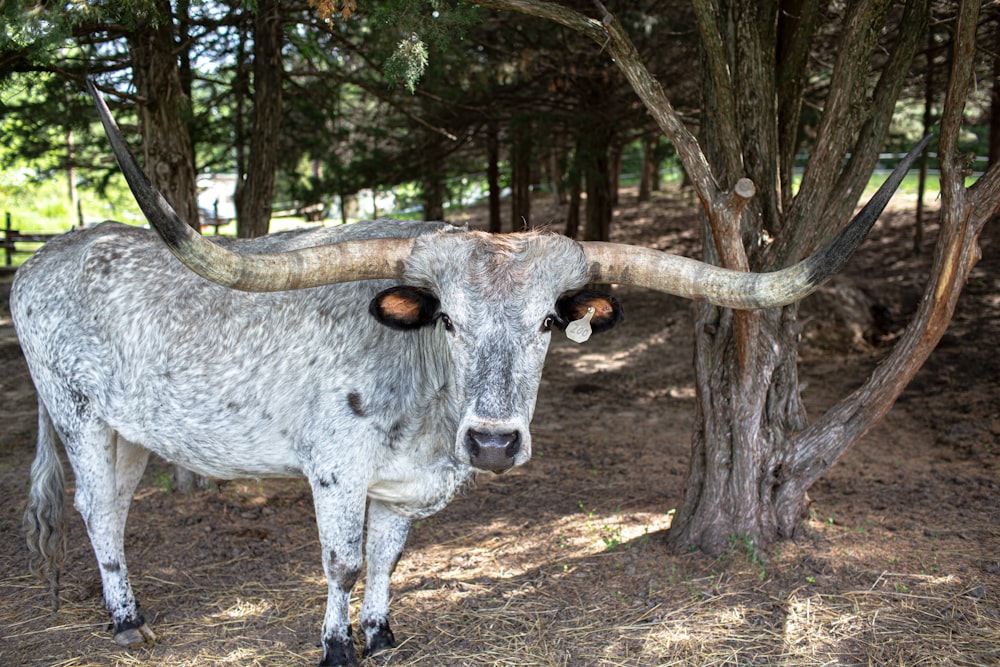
[369,286,440,330]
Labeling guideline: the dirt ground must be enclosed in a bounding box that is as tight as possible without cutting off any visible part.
[0,187,997,666]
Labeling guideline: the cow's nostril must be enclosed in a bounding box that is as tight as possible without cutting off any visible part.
[464,429,521,473]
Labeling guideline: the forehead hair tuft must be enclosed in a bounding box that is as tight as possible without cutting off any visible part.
[405,230,590,300]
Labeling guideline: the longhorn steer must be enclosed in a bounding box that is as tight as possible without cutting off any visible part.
[12,83,926,666]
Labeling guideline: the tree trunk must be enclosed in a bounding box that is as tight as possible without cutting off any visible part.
[127,0,202,492]
[785,0,1000,510]
[775,0,828,212]
[128,1,199,230]
[64,89,78,227]
[581,127,612,242]
[487,119,502,233]
[470,0,996,555]
[638,135,656,202]
[549,147,566,206]
[915,26,938,254]
[510,120,532,230]
[564,143,582,239]
[234,0,283,239]
[233,26,250,229]
[671,0,927,554]
[609,140,623,207]
[990,16,1000,169]
[422,166,445,221]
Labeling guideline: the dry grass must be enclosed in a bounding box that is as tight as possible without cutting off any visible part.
[4,505,997,666]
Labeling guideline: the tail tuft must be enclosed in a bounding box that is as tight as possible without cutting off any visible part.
[23,399,66,613]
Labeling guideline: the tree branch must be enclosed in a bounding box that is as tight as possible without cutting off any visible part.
[828,0,929,230]
[713,178,759,373]
[785,0,989,499]
[781,0,894,262]
[776,0,831,211]
[466,0,605,42]
[690,0,743,184]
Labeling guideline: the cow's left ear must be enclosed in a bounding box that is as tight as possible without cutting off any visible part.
[369,286,440,330]
[555,290,624,335]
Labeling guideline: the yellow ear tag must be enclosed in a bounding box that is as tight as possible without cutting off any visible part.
[566,306,596,344]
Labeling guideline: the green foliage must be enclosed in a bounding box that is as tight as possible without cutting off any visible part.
[385,34,429,93]
[0,0,988,236]
[579,502,625,552]
[1,0,166,58]
[0,170,143,234]
[1,0,71,58]
[728,534,768,581]
[363,0,480,91]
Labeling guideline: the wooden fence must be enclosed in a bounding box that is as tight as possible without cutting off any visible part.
[0,212,234,275]
[1,212,65,272]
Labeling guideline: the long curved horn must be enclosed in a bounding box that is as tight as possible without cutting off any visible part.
[583,135,931,310]
[88,79,413,292]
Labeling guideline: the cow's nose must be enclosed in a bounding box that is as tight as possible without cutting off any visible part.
[464,429,521,474]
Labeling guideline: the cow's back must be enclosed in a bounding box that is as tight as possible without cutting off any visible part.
[10,220,461,479]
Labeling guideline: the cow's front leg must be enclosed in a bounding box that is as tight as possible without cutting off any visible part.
[311,478,366,667]
[360,500,410,657]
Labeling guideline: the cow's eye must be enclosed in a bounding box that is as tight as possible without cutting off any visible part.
[439,313,454,332]
[542,314,556,332]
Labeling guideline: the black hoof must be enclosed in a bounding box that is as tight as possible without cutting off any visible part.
[362,618,396,657]
[112,615,156,647]
[319,630,359,667]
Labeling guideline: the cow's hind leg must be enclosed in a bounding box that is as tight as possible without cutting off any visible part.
[64,424,153,646]
[360,500,410,657]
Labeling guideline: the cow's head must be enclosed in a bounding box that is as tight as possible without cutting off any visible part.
[89,79,925,474]
[368,232,622,473]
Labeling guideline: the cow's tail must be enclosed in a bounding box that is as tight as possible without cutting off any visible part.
[23,397,66,612]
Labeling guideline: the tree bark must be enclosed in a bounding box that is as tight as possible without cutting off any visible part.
[234,0,284,239]
[422,154,446,221]
[581,126,612,242]
[675,0,928,554]
[487,119,502,233]
[777,0,896,257]
[128,0,199,230]
[638,135,657,202]
[609,140,623,207]
[916,25,938,254]
[549,146,566,206]
[775,0,828,211]
[564,141,582,239]
[990,16,1000,169]
[64,85,78,227]
[786,0,1000,508]
[510,118,532,230]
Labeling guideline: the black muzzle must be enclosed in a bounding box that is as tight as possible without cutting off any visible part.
[464,429,521,474]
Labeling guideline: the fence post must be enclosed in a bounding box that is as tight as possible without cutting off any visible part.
[5,212,11,267]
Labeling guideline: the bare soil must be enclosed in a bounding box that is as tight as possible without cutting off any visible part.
[0,188,997,666]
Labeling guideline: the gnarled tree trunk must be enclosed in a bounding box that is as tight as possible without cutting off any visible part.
[471,0,998,555]
[671,0,928,553]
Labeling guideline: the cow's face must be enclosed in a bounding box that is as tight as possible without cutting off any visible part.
[369,232,623,474]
